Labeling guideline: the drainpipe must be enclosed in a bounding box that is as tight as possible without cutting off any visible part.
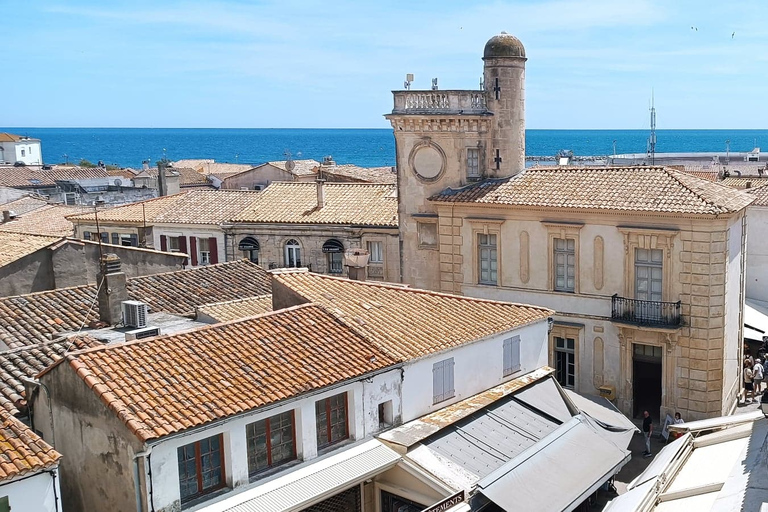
[133,447,154,512]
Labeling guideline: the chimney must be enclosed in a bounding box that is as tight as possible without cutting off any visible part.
[2,210,16,223]
[142,160,150,171]
[97,253,129,325]
[316,178,326,209]
[344,248,369,281]
[158,161,168,196]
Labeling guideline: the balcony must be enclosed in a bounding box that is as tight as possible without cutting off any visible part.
[611,294,682,328]
[391,90,489,115]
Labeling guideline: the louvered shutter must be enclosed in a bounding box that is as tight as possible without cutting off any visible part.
[445,358,455,399]
[209,237,218,264]
[100,232,108,243]
[432,360,445,404]
[111,233,119,245]
[160,235,167,251]
[190,237,198,266]
[130,233,138,247]
[178,236,188,265]
[504,336,521,376]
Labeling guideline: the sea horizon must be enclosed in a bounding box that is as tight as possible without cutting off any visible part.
[3,127,767,169]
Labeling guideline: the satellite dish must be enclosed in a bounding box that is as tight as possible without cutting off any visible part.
[114,178,123,187]
[285,160,295,172]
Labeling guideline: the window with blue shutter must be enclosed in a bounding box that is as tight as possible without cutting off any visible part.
[111,233,119,245]
[503,336,522,376]
[432,358,455,404]
[130,233,138,247]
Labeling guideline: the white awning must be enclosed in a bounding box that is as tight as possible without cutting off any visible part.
[744,299,768,341]
[564,389,638,448]
[199,440,400,512]
[476,416,630,512]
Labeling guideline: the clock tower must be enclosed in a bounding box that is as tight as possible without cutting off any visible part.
[386,32,527,290]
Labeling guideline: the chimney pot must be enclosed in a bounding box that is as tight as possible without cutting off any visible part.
[97,254,128,325]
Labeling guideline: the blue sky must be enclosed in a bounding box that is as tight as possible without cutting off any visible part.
[5,0,767,129]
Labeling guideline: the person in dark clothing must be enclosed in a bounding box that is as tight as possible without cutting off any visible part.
[642,410,653,458]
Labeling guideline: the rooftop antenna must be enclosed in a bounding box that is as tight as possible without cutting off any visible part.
[404,74,413,90]
[431,78,439,91]
[725,139,731,165]
[284,149,295,172]
[647,90,656,165]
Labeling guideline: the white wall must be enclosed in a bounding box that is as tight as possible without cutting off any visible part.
[144,369,401,512]
[400,320,549,422]
[0,470,62,512]
[154,225,227,266]
[0,140,43,165]
[724,212,746,410]
[746,206,768,302]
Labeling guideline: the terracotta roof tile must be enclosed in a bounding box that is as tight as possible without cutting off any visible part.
[268,160,320,176]
[0,204,90,236]
[59,304,398,442]
[0,336,103,417]
[746,185,768,206]
[429,166,754,215]
[0,196,49,215]
[196,295,273,323]
[0,232,61,268]
[720,177,768,189]
[0,409,60,481]
[272,270,553,361]
[67,190,260,225]
[0,260,271,349]
[232,182,398,226]
[0,166,110,188]
[318,165,397,184]
[136,167,211,187]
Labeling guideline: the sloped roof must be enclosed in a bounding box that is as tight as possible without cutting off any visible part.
[136,167,210,187]
[0,196,49,215]
[0,204,90,236]
[319,164,397,184]
[0,166,110,188]
[0,232,62,267]
[0,336,103,417]
[746,184,768,207]
[720,177,768,189]
[0,409,60,482]
[53,304,399,442]
[170,159,214,170]
[68,190,260,225]
[196,295,273,323]
[0,133,22,143]
[0,260,271,349]
[267,160,320,176]
[429,166,754,216]
[231,182,398,226]
[272,270,552,361]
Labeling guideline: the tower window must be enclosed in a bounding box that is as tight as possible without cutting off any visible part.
[467,148,480,178]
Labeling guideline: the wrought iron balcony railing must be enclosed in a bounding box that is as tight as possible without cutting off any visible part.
[611,294,682,328]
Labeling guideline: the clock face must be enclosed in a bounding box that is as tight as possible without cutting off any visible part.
[410,142,445,182]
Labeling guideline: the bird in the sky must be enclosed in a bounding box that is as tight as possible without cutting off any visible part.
[691,26,697,31]
[732,31,736,39]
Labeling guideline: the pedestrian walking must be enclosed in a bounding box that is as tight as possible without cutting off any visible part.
[754,358,764,395]
[642,410,653,458]
[744,360,755,403]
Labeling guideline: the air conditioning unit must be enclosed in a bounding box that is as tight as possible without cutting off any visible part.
[122,300,148,328]
[125,326,160,341]
[598,385,616,401]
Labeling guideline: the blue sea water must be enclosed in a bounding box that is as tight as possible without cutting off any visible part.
[2,128,768,169]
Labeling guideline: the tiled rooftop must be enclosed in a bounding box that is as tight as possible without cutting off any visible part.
[0,196,49,215]
[273,270,553,361]
[67,190,260,225]
[0,409,60,482]
[0,204,90,236]
[0,133,24,143]
[0,260,271,349]
[319,164,397,184]
[0,166,110,188]
[746,185,768,207]
[196,295,273,323]
[429,166,754,215]
[136,167,211,187]
[720,177,768,189]
[231,182,398,226]
[0,336,103,416]
[268,160,320,176]
[0,232,61,268]
[53,304,399,442]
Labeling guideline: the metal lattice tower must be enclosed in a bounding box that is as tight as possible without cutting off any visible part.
[647,91,656,165]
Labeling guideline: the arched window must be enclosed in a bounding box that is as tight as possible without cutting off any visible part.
[239,236,260,264]
[322,239,344,274]
[285,239,301,268]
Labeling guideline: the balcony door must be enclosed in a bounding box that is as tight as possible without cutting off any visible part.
[635,249,663,322]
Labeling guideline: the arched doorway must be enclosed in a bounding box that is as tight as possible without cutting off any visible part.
[239,236,260,264]
[323,239,344,274]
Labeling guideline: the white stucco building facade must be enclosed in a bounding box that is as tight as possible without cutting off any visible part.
[0,133,42,165]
